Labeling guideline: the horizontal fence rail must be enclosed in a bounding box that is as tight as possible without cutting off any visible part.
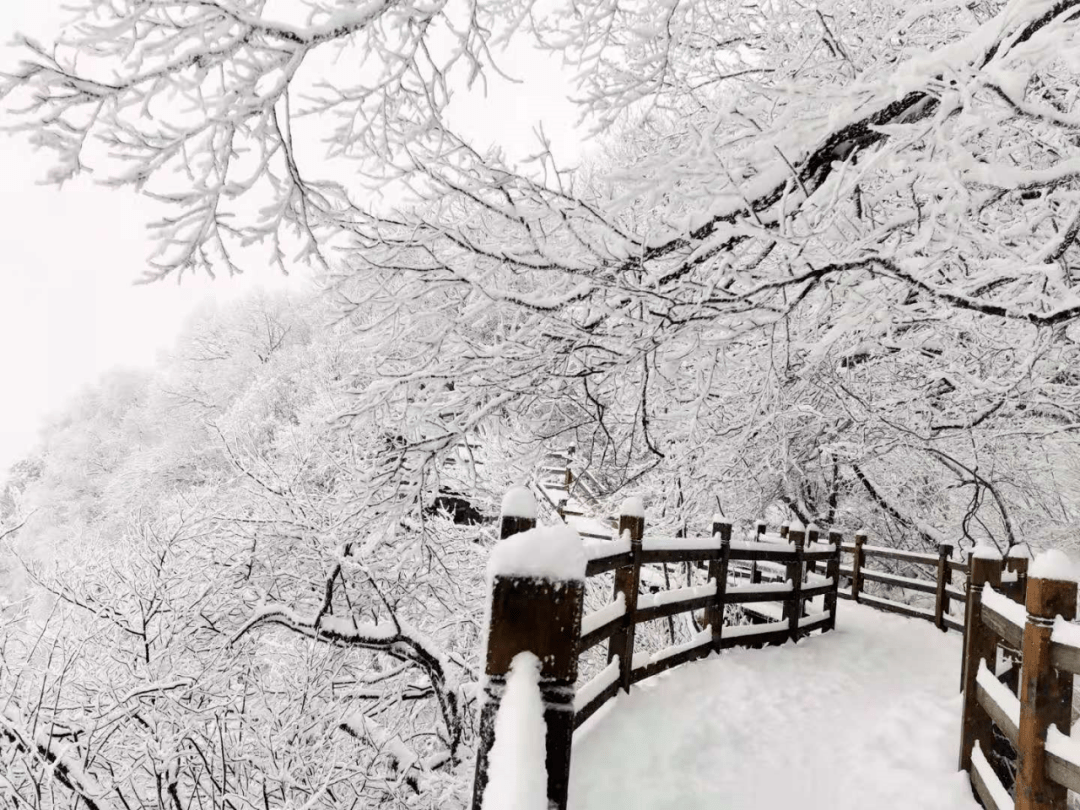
[836,533,971,633]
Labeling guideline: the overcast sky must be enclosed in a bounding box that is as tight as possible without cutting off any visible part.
[0,2,583,481]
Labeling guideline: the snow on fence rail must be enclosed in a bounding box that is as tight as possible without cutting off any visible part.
[957,548,1080,810]
[472,489,843,810]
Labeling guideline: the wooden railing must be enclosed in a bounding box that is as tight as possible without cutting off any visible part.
[833,532,970,632]
[472,490,843,810]
[958,552,1080,810]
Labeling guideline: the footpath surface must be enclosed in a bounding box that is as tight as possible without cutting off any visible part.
[568,602,981,810]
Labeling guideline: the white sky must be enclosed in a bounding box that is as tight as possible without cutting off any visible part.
[0,2,584,480]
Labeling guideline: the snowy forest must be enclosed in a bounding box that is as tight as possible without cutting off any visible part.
[3,0,1080,807]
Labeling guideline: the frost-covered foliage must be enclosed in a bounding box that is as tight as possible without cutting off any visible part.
[7,0,1078,557]
[0,290,535,808]
[6,0,1080,804]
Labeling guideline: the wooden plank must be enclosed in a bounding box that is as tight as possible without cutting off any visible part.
[718,625,789,649]
[1050,640,1080,676]
[976,681,1019,746]
[727,547,800,563]
[970,753,1011,810]
[1016,577,1076,808]
[946,586,965,601]
[1046,748,1080,794]
[799,581,835,600]
[630,638,714,684]
[578,531,613,542]
[572,679,620,730]
[859,545,939,566]
[607,514,644,695]
[960,557,1003,777]
[837,590,853,601]
[858,594,934,623]
[858,569,937,596]
[639,548,720,565]
[576,615,628,654]
[585,552,633,577]
[980,601,1023,649]
[635,593,715,625]
[742,602,784,621]
[801,549,835,562]
[949,559,969,573]
[798,613,831,635]
[943,615,965,633]
[784,527,805,639]
[934,544,953,631]
[727,588,793,605]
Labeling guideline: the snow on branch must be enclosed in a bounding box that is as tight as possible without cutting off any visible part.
[0,706,110,810]
[232,603,462,756]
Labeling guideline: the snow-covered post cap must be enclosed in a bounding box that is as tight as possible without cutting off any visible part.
[971,542,1004,561]
[787,519,806,547]
[755,520,767,537]
[487,524,586,584]
[1028,550,1080,584]
[806,522,820,543]
[500,486,538,540]
[618,496,646,545]
[712,513,731,545]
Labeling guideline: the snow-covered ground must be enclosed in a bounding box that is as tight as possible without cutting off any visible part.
[569,602,979,809]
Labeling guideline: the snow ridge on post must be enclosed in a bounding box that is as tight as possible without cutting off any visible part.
[472,489,585,810]
[480,652,548,810]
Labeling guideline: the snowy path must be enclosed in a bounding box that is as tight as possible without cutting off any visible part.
[568,602,980,810]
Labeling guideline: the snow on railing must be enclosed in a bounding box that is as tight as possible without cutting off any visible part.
[581,594,626,638]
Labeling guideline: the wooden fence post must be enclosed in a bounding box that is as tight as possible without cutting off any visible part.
[780,522,790,540]
[609,498,645,694]
[707,516,732,651]
[786,524,806,641]
[1004,550,1031,606]
[852,531,867,603]
[959,549,1003,774]
[825,530,842,632]
[499,487,537,540]
[1001,552,1031,695]
[934,543,953,632]
[1015,574,1077,810]
[753,521,766,584]
[806,523,820,577]
[473,489,583,810]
